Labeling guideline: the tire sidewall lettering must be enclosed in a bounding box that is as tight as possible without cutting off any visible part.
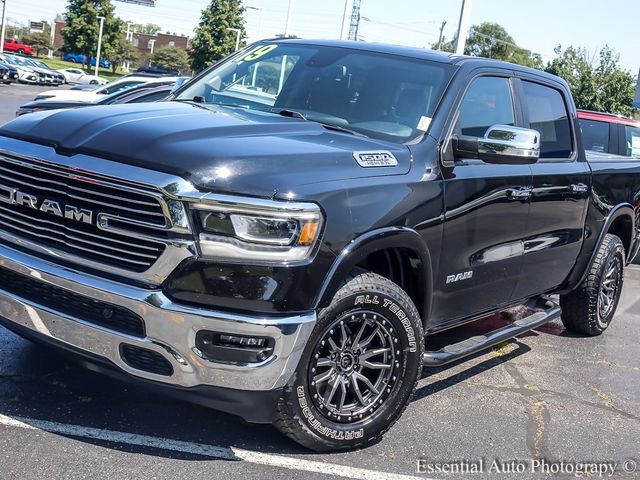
[296,386,364,440]
[354,294,417,353]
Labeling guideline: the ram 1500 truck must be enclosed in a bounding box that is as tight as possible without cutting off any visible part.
[0,39,639,452]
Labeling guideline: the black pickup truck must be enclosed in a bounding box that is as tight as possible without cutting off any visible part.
[0,39,638,452]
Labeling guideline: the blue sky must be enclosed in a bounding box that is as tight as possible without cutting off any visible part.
[7,0,639,73]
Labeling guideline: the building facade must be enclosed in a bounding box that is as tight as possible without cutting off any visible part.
[53,20,189,63]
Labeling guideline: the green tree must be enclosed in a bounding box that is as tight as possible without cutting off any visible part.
[22,31,52,57]
[546,45,636,116]
[150,45,189,73]
[62,0,123,69]
[130,23,161,35]
[109,36,140,73]
[436,22,542,69]
[189,0,246,73]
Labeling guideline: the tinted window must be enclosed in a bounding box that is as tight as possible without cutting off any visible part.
[625,125,640,158]
[522,81,572,158]
[580,119,610,153]
[456,77,514,137]
[128,90,170,103]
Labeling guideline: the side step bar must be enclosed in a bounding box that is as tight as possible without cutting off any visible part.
[422,297,561,367]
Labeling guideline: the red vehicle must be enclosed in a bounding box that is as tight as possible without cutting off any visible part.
[2,38,35,56]
[578,109,640,158]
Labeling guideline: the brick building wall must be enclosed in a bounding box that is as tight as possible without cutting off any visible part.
[52,20,189,62]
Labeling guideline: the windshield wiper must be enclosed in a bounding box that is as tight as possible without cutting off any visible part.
[264,108,364,136]
[268,108,307,120]
[315,122,365,137]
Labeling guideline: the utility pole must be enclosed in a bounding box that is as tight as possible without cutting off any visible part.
[340,0,353,40]
[0,0,8,54]
[455,0,472,55]
[436,20,446,50]
[95,15,105,77]
[284,0,295,37]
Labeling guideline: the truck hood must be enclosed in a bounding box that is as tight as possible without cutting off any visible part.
[0,102,412,197]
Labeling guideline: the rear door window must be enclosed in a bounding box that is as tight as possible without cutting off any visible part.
[625,125,640,158]
[522,81,573,158]
[579,118,610,153]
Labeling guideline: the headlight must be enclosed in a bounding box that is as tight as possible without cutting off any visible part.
[191,194,323,264]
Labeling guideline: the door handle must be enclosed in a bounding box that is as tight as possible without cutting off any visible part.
[506,187,532,201]
[569,183,589,193]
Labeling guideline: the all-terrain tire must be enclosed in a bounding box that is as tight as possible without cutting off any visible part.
[274,272,424,452]
[560,234,625,336]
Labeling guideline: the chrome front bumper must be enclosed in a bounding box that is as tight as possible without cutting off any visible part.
[0,243,316,391]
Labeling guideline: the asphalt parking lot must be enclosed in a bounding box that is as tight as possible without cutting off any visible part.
[0,83,73,124]
[0,87,638,479]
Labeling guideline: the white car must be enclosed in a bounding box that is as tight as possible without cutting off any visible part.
[57,68,107,85]
[34,76,178,102]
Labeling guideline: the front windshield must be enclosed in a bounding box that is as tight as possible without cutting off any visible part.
[176,43,452,143]
[1,56,24,66]
[30,60,50,69]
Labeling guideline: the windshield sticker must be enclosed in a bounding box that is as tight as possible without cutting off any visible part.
[353,151,398,168]
[417,116,432,132]
[239,44,278,63]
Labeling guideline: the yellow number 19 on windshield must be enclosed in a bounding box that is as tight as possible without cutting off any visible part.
[240,44,278,62]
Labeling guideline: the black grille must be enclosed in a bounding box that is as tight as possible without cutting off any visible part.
[0,267,145,337]
[120,344,173,376]
[0,153,167,272]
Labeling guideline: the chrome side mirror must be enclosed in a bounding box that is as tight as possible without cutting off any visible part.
[451,125,540,164]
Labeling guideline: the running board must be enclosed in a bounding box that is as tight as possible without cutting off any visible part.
[422,297,561,367]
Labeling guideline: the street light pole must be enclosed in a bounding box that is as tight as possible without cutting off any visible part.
[227,27,240,51]
[246,6,264,41]
[0,0,8,54]
[48,17,56,58]
[95,15,105,77]
[284,0,294,37]
[340,0,352,40]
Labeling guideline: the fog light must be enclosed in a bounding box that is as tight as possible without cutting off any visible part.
[195,331,274,364]
[219,334,267,348]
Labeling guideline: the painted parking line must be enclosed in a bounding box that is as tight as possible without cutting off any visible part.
[0,413,429,480]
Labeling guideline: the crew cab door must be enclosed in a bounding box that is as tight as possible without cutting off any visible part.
[510,79,590,299]
[431,74,533,325]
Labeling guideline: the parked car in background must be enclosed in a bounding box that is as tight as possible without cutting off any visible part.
[23,58,65,86]
[2,38,34,56]
[0,63,9,83]
[578,110,640,158]
[57,67,108,85]
[69,83,105,91]
[0,54,59,86]
[0,61,19,84]
[17,82,174,116]
[0,54,38,84]
[63,53,111,69]
[34,75,178,102]
[136,65,181,76]
[171,76,191,92]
